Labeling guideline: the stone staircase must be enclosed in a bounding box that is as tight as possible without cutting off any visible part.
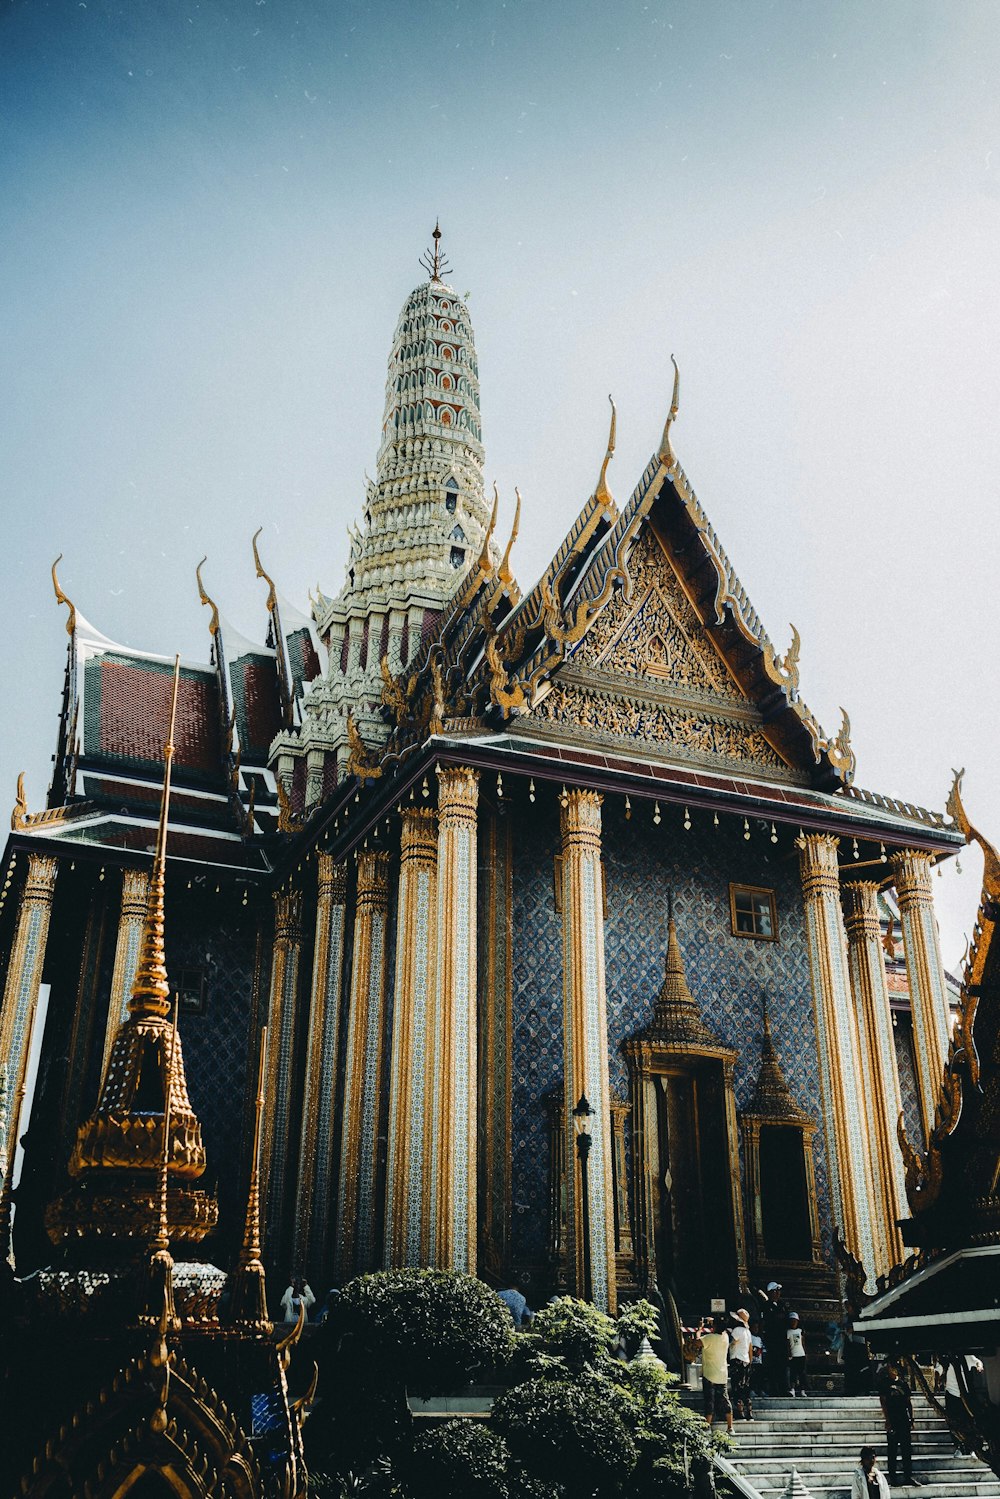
[716,1394,1000,1498]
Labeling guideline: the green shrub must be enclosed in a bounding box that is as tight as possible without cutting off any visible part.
[336,1269,514,1397]
[615,1298,660,1358]
[518,1296,618,1373]
[492,1376,638,1495]
[403,1420,510,1499]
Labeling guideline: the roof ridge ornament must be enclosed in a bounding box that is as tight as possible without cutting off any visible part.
[51,554,77,636]
[476,482,500,575]
[419,219,452,282]
[11,772,27,832]
[657,355,681,470]
[195,557,220,637]
[498,487,522,586]
[251,527,278,615]
[594,395,617,511]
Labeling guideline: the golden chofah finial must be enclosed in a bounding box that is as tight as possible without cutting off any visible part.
[595,395,617,510]
[51,554,77,636]
[195,557,220,637]
[129,656,181,1022]
[11,773,27,832]
[252,527,278,614]
[657,355,681,469]
[476,483,500,575]
[498,488,522,586]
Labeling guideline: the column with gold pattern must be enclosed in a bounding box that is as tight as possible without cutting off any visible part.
[0,852,58,1181]
[842,880,907,1272]
[293,854,348,1280]
[891,849,952,1143]
[430,766,479,1273]
[336,849,391,1277]
[560,790,616,1313]
[100,868,150,1081]
[798,834,877,1280]
[385,808,438,1266]
[261,888,304,1256]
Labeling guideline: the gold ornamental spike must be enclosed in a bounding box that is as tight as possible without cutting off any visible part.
[657,355,681,469]
[195,557,220,637]
[594,395,617,510]
[129,657,181,1021]
[498,488,522,586]
[51,554,77,636]
[252,527,278,614]
[229,1026,272,1334]
[476,482,500,575]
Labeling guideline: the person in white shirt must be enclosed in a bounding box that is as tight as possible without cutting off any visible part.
[787,1312,808,1396]
[280,1276,316,1324]
[851,1446,890,1499]
[698,1315,734,1435]
[729,1308,754,1421]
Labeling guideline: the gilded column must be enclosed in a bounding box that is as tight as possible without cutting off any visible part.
[430,765,479,1274]
[0,852,58,1177]
[385,808,438,1267]
[891,850,952,1143]
[842,880,907,1271]
[293,854,348,1281]
[479,812,514,1280]
[798,834,877,1281]
[261,888,304,1256]
[560,790,616,1313]
[100,868,150,1080]
[336,849,391,1278]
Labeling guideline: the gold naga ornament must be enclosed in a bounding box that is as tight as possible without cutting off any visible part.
[46,657,219,1248]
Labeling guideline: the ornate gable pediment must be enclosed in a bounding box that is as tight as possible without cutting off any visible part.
[528,526,803,783]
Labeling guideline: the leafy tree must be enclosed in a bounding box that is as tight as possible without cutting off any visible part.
[403,1420,510,1499]
[492,1375,638,1496]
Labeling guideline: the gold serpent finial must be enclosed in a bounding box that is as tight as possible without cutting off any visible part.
[657,355,681,469]
[129,657,181,1022]
[195,557,220,637]
[11,773,27,832]
[476,483,500,575]
[498,488,522,586]
[51,554,77,636]
[594,395,617,510]
[252,527,278,614]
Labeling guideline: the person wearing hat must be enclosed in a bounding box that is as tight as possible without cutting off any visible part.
[748,1280,791,1395]
[729,1308,754,1420]
[786,1312,808,1397]
[851,1445,891,1499]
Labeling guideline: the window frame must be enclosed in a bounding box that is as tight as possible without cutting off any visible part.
[729,882,779,942]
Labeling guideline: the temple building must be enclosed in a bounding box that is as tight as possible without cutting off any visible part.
[0,227,966,1329]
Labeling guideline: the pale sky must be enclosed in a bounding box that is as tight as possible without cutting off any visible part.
[3,0,999,967]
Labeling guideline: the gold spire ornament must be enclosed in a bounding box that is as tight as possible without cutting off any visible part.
[252,526,278,614]
[229,1027,273,1335]
[498,488,522,586]
[195,556,220,637]
[46,656,218,1249]
[419,219,452,282]
[476,482,500,575]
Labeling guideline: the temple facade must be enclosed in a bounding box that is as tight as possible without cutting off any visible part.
[0,230,964,1326]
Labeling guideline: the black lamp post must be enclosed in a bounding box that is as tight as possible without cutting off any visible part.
[573,1092,595,1303]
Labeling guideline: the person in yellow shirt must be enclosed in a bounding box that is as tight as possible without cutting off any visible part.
[698,1315,735,1435]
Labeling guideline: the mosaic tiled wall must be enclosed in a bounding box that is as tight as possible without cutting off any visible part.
[510,797,832,1271]
[894,1017,923,1149]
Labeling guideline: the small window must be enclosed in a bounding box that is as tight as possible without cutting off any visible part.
[450,546,465,568]
[178,965,208,1014]
[450,524,467,543]
[730,884,778,941]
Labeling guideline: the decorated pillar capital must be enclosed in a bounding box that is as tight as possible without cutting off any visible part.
[890,848,935,907]
[560,788,603,851]
[436,764,479,827]
[798,833,840,897]
[355,850,390,912]
[316,851,348,904]
[273,887,304,945]
[400,806,438,866]
[841,879,881,940]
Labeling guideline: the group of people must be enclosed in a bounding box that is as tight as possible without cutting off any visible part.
[696,1283,810,1434]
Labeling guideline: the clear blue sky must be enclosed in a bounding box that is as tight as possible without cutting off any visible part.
[3,0,999,962]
